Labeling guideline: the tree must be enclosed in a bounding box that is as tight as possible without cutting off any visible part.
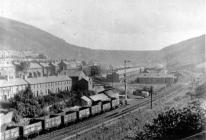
[15,61,30,72]
[90,65,101,76]
[135,101,206,140]
[50,103,64,114]
[81,61,87,66]
[9,87,42,118]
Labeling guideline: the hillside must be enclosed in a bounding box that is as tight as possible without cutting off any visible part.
[160,35,205,67]
[0,17,205,66]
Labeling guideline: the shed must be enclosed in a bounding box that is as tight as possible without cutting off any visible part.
[81,96,92,107]
[90,93,111,102]
[104,90,119,99]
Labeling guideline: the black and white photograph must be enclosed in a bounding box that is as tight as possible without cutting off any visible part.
[0,0,205,140]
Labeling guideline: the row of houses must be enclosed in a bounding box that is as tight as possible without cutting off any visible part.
[0,49,41,59]
[0,60,83,80]
[0,71,93,101]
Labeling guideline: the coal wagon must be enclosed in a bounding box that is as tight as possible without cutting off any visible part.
[91,102,102,116]
[63,111,77,124]
[20,119,42,138]
[41,115,61,131]
[0,126,20,140]
[78,107,90,120]
[102,101,111,112]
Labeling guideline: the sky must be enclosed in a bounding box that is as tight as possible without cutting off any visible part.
[0,0,205,50]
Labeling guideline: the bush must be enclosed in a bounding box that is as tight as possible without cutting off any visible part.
[9,87,42,118]
[135,101,206,140]
[50,104,64,114]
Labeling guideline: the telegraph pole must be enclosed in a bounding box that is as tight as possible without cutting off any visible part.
[112,66,113,88]
[124,60,130,104]
[150,86,153,109]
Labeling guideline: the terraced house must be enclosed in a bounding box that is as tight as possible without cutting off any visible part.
[25,76,72,96]
[0,75,72,100]
[0,78,28,100]
[0,62,16,79]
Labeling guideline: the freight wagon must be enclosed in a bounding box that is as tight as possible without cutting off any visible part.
[41,115,61,131]
[0,126,19,140]
[78,107,90,120]
[20,119,42,138]
[90,102,102,116]
[104,89,120,109]
[102,101,111,112]
[0,97,120,140]
[63,111,77,125]
[111,98,119,109]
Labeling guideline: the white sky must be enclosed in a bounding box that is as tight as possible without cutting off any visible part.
[0,0,205,50]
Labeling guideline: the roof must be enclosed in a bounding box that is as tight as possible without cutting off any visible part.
[29,62,42,69]
[0,111,13,126]
[81,96,92,102]
[25,75,71,84]
[0,78,27,87]
[61,60,77,68]
[68,70,84,77]
[0,63,15,68]
[81,96,92,106]
[136,73,174,78]
[93,86,105,93]
[50,62,60,67]
[39,62,50,67]
[90,93,111,102]
[62,60,71,65]
[105,90,119,99]
[65,106,80,111]
[117,67,140,75]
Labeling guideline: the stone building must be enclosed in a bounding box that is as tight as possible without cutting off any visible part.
[39,62,51,76]
[25,75,72,97]
[58,60,77,71]
[15,62,44,79]
[135,73,175,85]
[27,62,43,78]
[66,71,93,91]
[0,62,16,79]
[0,78,28,100]
[49,62,60,75]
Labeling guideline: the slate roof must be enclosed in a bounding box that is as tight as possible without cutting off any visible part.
[29,62,42,69]
[116,67,140,75]
[67,71,84,77]
[0,78,28,87]
[136,73,174,78]
[39,62,50,67]
[0,63,15,68]
[90,93,111,102]
[25,75,71,84]
[81,96,92,106]
[104,90,119,99]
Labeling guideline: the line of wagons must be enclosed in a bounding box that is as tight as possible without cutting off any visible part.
[1,93,119,140]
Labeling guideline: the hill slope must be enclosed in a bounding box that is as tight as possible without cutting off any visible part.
[0,17,205,66]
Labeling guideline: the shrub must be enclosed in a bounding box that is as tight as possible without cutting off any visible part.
[135,101,206,140]
[9,87,42,118]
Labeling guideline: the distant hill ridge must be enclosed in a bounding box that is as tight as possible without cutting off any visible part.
[0,17,205,66]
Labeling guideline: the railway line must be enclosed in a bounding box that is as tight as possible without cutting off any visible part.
[33,83,187,140]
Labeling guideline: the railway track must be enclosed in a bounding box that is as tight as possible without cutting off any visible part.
[33,84,186,140]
